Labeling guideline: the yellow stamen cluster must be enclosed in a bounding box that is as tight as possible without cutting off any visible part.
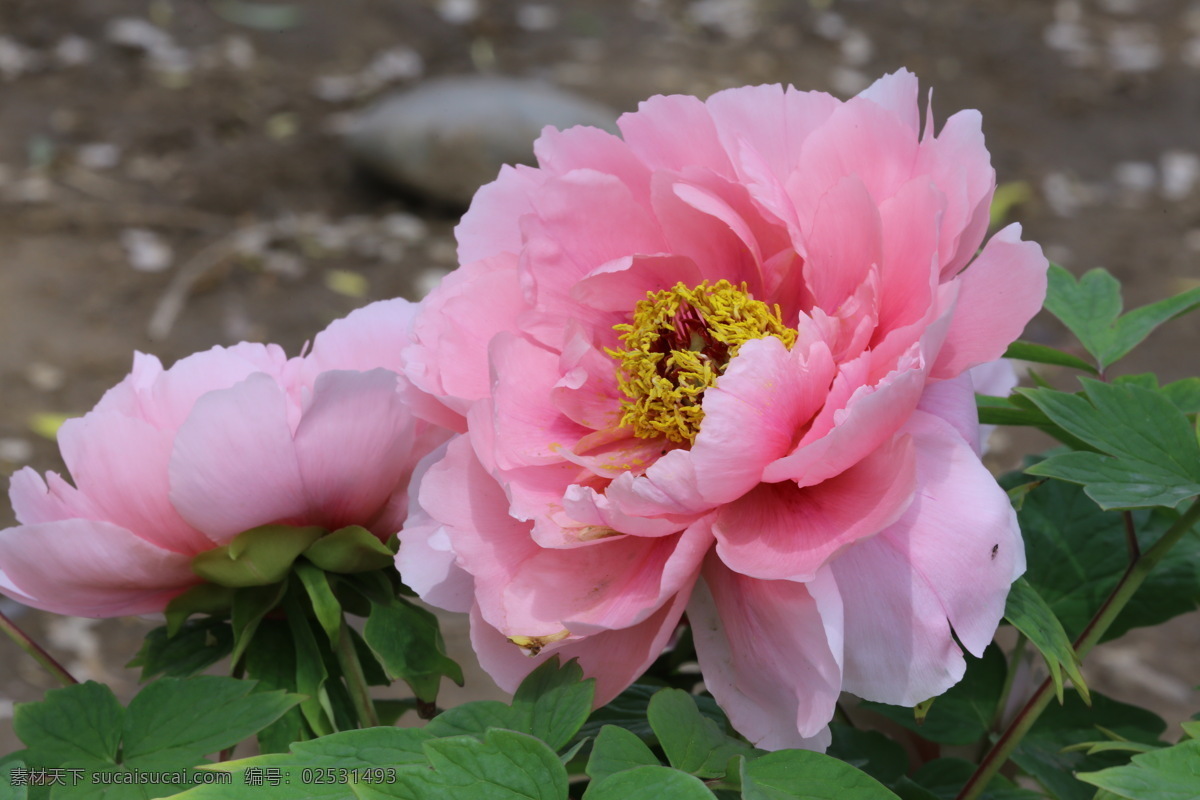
[608,280,797,443]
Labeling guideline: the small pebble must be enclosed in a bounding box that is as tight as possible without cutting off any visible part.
[26,362,65,392]
[120,228,174,273]
[437,0,481,25]
[77,142,121,170]
[0,438,34,464]
[1161,150,1200,200]
[53,35,94,67]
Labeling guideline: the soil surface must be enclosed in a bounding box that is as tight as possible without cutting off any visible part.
[2,0,1198,756]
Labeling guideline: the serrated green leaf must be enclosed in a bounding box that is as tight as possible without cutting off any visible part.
[14,682,123,766]
[1013,690,1167,800]
[122,677,301,767]
[1027,451,1200,510]
[512,657,596,751]
[127,618,234,681]
[862,644,1007,746]
[647,689,757,779]
[827,724,909,786]
[907,758,1041,800]
[231,581,287,666]
[1009,475,1200,641]
[408,729,567,800]
[740,749,901,800]
[1003,340,1098,373]
[1003,577,1089,704]
[303,527,395,574]
[424,701,529,739]
[585,726,660,783]
[1,762,28,800]
[586,765,716,800]
[362,598,462,704]
[1044,266,1200,369]
[579,684,730,744]
[192,525,326,588]
[1161,378,1200,414]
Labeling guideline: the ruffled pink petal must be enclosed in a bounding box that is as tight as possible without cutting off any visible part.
[930,224,1049,380]
[305,298,418,376]
[469,584,692,707]
[488,332,589,470]
[456,163,546,265]
[533,125,653,214]
[396,443,476,613]
[169,373,308,543]
[918,109,995,278]
[713,433,916,581]
[801,174,883,315]
[857,69,921,135]
[605,449,708,517]
[880,411,1025,656]
[762,352,926,487]
[561,484,691,538]
[0,519,198,617]
[618,94,734,176]
[406,252,527,416]
[570,254,703,314]
[691,337,836,505]
[689,556,841,748]
[140,343,291,431]
[9,468,100,526]
[707,83,840,186]
[293,369,418,534]
[57,413,215,554]
[915,373,981,454]
[875,177,943,335]
[91,351,164,417]
[820,536,964,706]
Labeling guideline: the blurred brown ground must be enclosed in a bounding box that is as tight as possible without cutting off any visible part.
[1,0,1198,755]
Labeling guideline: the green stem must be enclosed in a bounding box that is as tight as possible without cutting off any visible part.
[990,634,1026,733]
[0,607,78,687]
[335,623,379,728]
[957,496,1200,800]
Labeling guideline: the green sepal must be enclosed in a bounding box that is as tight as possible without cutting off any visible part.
[191,524,326,588]
[164,582,236,635]
[302,525,396,573]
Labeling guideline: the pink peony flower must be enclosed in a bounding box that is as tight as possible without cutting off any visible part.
[398,70,1048,749]
[0,299,449,618]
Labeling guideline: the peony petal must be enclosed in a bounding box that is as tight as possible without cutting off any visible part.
[456,163,546,265]
[9,468,100,526]
[713,433,916,581]
[305,297,418,376]
[689,555,841,747]
[571,254,703,314]
[169,373,308,543]
[801,174,883,315]
[618,93,734,176]
[930,224,1049,380]
[293,369,418,534]
[918,109,995,278]
[396,442,476,613]
[469,586,692,707]
[691,337,836,505]
[0,519,198,617]
[915,373,981,454]
[58,412,215,554]
[534,124,654,215]
[875,177,943,335]
[858,68,921,135]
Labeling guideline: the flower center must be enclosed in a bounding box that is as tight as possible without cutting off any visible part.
[608,280,797,443]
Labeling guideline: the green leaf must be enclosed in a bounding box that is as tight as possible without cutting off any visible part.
[907,758,1041,800]
[1161,378,1200,414]
[585,765,716,800]
[1010,475,1200,641]
[585,725,660,783]
[283,587,335,737]
[192,525,326,588]
[121,677,301,768]
[13,681,123,766]
[1044,265,1200,369]
[1014,690,1167,800]
[294,562,343,646]
[1028,451,1200,510]
[512,657,596,751]
[579,683,729,744]
[303,526,396,574]
[242,619,307,753]
[1003,577,1089,704]
[740,749,901,800]
[826,724,909,786]
[862,644,1007,746]
[403,729,568,800]
[231,581,287,666]
[362,598,463,704]
[424,701,530,739]
[1003,340,1098,373]
[1,762,28,800]
[647,689,757,778]
[164,583,235,636]
[127,618,234,681]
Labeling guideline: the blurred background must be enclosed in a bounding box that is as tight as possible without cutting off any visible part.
[1,0,1198,755]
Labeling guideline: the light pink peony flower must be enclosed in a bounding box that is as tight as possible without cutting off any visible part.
[0,299,448,618]
[398,70,1048,748]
